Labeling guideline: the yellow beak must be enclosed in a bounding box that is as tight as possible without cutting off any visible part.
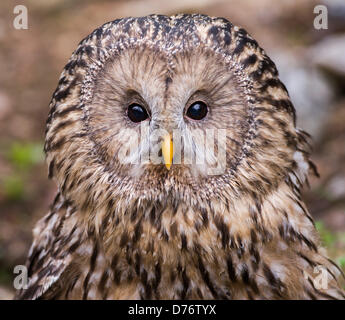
[162,134,173,170]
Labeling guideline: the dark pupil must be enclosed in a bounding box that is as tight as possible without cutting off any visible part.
[127,104,148,122]
[186,101,208,120]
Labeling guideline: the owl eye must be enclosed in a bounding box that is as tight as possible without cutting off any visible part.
[127,104,149,122]
[186,101,208,120]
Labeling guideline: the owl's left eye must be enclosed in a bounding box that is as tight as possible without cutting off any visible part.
[127,104,149,122]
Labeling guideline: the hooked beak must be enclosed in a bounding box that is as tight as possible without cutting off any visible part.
[162,133,173,170]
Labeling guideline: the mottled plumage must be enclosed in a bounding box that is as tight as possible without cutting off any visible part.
[16,14,344,300]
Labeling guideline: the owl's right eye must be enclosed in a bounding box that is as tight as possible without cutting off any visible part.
[127,104,149,123]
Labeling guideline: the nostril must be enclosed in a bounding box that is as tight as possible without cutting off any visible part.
[158,149,162,157]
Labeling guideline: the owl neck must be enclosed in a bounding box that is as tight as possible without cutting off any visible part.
[86,174,317,268]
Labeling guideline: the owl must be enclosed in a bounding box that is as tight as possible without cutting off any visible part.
[16,14,344,300]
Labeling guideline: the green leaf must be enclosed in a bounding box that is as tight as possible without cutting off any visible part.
[337,256,345,269]
[2,175,25,201]
[6,142,44,170]
[315,220,336,248]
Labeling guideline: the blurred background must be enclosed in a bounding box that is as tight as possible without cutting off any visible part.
[0,0,344,299]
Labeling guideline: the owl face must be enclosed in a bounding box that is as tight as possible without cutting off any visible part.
[89,44,248,189]
[46,15,297,209]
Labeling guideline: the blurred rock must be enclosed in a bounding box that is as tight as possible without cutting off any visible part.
[272,51,335,139]
[0,18,6,41]
[0,91,11,121]
[7,115,35,140]
[322,0,345,31]
[322,208,345,232]
[327,175,345,199]
[309,34,345,87]
[0,286,13,300]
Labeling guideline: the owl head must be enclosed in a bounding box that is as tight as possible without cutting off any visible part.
[45,14,305,212]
